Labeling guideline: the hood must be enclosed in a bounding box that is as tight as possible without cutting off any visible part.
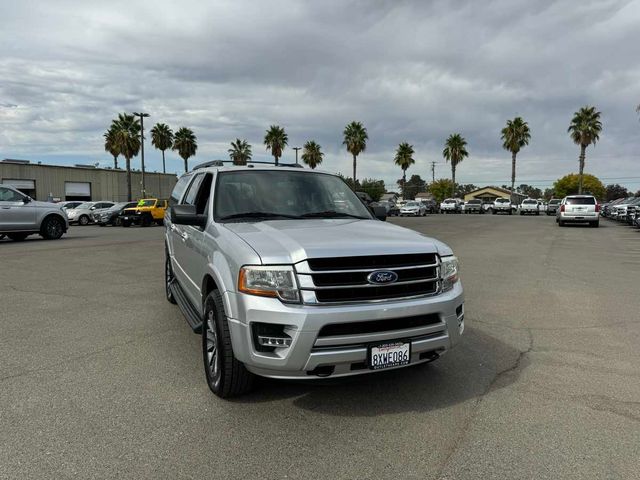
[223,219,452,264]
[29,200,63,209]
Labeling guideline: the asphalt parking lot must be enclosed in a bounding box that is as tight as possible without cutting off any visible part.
[1,215,639,480]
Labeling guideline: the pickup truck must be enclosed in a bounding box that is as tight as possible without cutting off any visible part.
[519,199,540,215]
[462,199,483,214]
[165,164,464,397]
[440,198,462,214]
[492,198,512,215]
[121,198,168,227]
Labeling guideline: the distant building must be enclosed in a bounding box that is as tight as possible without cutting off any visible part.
[380,192,399,202]
[0,159,177,202]
[463,186,526,204]
[415,192,434,201]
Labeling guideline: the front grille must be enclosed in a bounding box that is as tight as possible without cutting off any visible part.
[318,314,440,337]
[297,253,440,304]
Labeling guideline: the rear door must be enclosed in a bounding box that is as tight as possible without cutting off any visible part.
[0,186,35,230]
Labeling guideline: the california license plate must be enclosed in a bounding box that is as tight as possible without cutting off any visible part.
[368,341,411,370]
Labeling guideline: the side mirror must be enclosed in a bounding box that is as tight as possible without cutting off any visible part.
[371,205,387,221]
[170,204,207,228]
[23,196,32,204]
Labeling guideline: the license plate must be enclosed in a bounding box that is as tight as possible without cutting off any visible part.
[368,341,411,370]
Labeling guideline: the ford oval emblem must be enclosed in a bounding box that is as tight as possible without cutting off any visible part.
[367,270,398,285]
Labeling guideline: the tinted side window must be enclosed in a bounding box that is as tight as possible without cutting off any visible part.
[169,175,192,206]
[183,174,204,206]
[0,187,24,202]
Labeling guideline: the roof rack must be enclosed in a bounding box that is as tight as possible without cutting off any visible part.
[192,160,304,170]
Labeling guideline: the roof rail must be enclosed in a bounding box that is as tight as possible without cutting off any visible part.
[193,160,304,170]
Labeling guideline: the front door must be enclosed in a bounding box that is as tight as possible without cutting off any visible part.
[0,186,36,231]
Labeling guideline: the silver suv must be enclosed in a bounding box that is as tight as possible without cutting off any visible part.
[0,184,69,241]
[165,164,464,397]
[557,195,599,227]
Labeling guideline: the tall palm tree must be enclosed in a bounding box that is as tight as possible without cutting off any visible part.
[172,127,198,172]
[112,113,141,201]
[263,125,288,165]
[342,121,368,188]
[568,106,602,194]
[394,142,415,197]
[501,117,531,201]
[442,134,469,197]
[301,140,324,169]
[103,123,120,169]
[150,123,174,174]
[228,138,252,165]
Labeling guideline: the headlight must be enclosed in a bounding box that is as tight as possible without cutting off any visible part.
[440,256,459,293]
[238,266,300,303]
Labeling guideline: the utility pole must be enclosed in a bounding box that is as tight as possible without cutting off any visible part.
[430,161,436,183]
[133,112,150,198]
[292,147,301,165]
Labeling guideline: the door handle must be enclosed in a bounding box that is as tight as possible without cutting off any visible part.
[1,207,10,210]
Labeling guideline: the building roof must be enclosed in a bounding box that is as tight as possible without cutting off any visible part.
[465,185,524,197]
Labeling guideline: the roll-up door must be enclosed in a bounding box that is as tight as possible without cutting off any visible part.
[65,182,91,200]
[2,179,36,197]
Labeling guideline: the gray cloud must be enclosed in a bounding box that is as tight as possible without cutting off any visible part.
[1,0,639,189]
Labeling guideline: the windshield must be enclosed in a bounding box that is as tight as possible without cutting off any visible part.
[444,199,455,204]
[495,198,509,203]
[405,202,419,207]
[549,199,560,205]
[137,199,156,207]
[75,202,94,209]
[523,200,536,204]
[468,200,481,204]
[214,170,373,221]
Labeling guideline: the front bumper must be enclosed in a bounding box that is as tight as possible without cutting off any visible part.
[400,210,420,216]
[225,282,464,379]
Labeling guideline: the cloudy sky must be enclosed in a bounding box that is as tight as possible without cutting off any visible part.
[1,0,639,191]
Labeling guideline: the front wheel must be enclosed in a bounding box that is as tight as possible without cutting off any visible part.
[40,216,65,240]
[202,290,254,398]
[78,215,90,226]
[165,254,177,304]
[591,221,599,228]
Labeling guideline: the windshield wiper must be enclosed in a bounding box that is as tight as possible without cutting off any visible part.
[300,210,369,219]
[219,211,301,221]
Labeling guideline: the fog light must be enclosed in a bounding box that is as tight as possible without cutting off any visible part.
[257,336,292,348]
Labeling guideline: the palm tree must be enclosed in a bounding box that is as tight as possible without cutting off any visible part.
[394,142,415,197]
[150,123,174,174]
[103,123,120,169]
[568,106,602,194]
[442,134,469,197]
[263,125,288,165]
[112,113,141,201]
[342,121,368,188]
[173,127,198,172]
[228,138,252,165]
[301,141,324,169]
[501,117,531,201]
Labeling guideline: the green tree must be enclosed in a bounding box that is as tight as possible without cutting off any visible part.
[173,127,198,172]
[455,184,478,198]
[103,123,120,169]
[398,174,427,200]
[543,188,555,200]
[394,142,415,198]
[501,117,531,200]
[301,140,324,169]
[228,138,252,165]
[442,133,468,197]
[112,113,141,201]
[428,178,454,203]
[568,106,603,194]
[553,173,605,200]
[359,178,386,202]
[150,123,174,174]
[605,184,629,201]
[342,121,368,188]
[263,125,288,166]
[516,184,543,199]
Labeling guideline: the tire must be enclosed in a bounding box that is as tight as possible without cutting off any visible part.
[122,220,131,227]
[520,211,524,216]
[40,216,65,240]
[78,215,90,226]
[558,220,565,227]
[202,290,254,398]
[492,210,496,215]
[508,210,513,215]
[7,233,28,241]
[536,212,540,216]
[98,223,105,227]
[141,214,152,227]
[591,221,599,228]
[165,253,177,304]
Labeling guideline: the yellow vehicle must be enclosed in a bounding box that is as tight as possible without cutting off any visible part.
[120,199,168,227]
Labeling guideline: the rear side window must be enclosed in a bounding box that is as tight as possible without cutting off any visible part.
[566,197,596,205]
[169,175,192,206]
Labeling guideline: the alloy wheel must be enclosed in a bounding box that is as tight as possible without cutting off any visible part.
[205,311,220,381]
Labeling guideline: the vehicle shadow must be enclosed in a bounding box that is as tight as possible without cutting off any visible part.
[230,326,525,416]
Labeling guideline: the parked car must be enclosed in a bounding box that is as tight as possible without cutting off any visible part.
[519,198,540,215]
[610,197,636,221]
[399,201,427,216]
[66,201,115,225]
[492,198,512,215]
[419,199,438,214]
[0,184,69,241]
[165,164,464,397]
[92,202,138,226]
[546,199,561,216]
[622,197,640,225]
[557,195,599,227]
[440,198,462,214]
[462,199,483,214]
[120,198,168,227]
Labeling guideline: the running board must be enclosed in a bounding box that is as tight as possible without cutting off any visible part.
[170,280,203,333]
